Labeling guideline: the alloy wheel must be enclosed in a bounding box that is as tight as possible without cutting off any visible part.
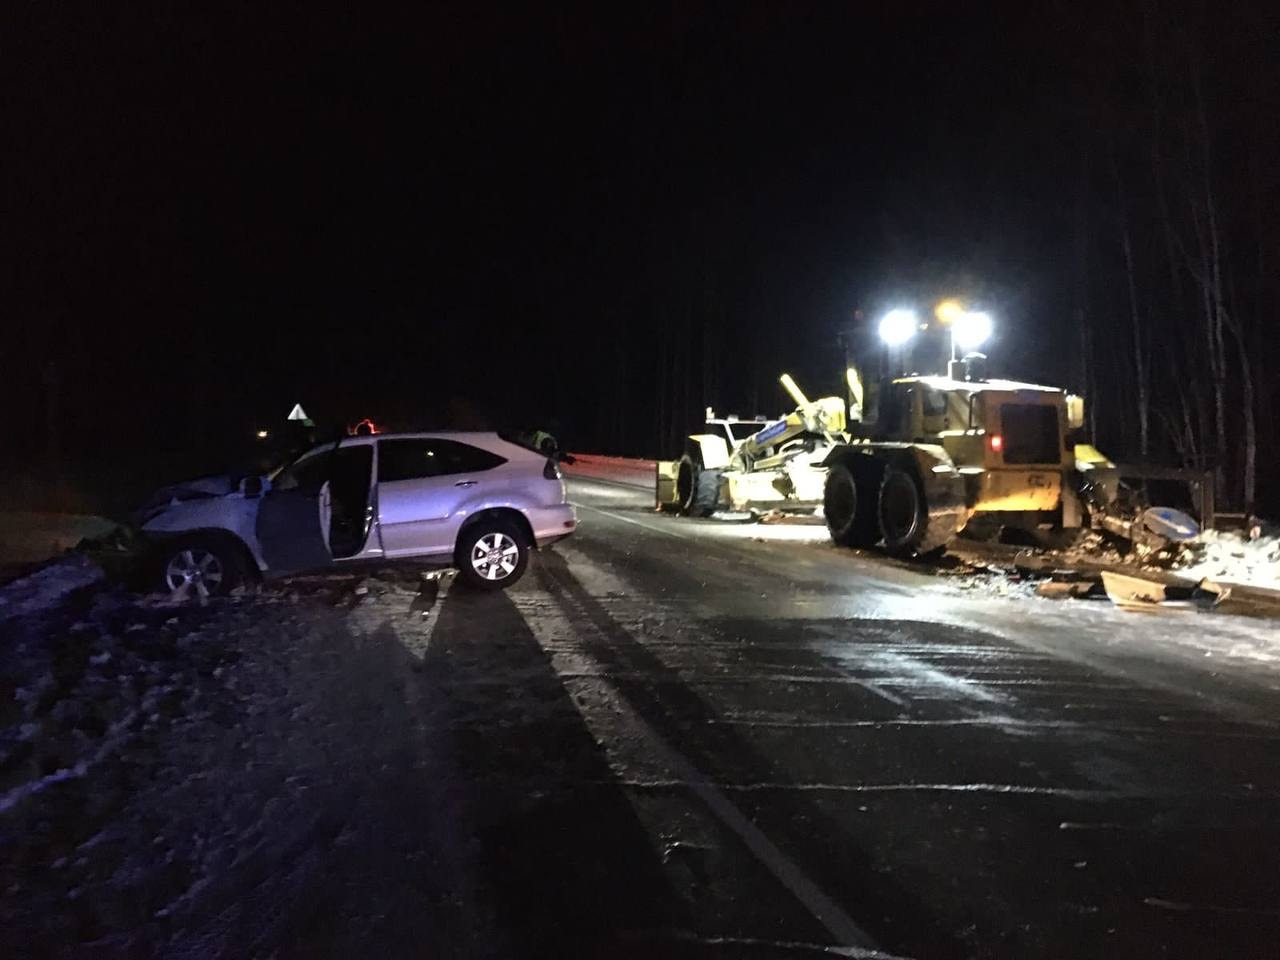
[470,532,520,581]
[164,547,224,598]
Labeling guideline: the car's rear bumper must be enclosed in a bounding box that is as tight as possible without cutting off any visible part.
[527,503,577,547]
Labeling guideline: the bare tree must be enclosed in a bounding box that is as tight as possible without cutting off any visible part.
[1112,156,1151,457]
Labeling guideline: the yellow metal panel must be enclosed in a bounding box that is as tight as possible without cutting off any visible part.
[779,373,809,407]
[1073,443,1114,468]
[815,396,846,433]
[939,433,986,470]
[727,471,792,508]
[786,462,827,501]
[690,434,731,469]
[846,368,863,412]
[971,470,1061,511]
[655,460,679,509]
[1066,394,1086,430]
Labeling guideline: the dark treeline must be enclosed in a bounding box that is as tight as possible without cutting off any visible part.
[1065,1,1277,514]
[616,2,1276,514]
[5,3,1276,514]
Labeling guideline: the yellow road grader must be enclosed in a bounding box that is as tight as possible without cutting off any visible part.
[656,305,1184,557]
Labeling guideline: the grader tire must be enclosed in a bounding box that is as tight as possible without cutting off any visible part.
[824,463,880,548]
[677,453,719,518]
[878,466,960,558]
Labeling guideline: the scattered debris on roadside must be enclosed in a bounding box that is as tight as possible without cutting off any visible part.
[1099,570,1208,609]
[1034,580,1094,600]
[756,509,824,526]
[945,520,1280,616]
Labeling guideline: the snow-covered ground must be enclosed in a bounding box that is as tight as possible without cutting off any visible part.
[1174,529,1280,591]
[2,465,1278,957]
[0,571,495,958]
[0,554,106,622]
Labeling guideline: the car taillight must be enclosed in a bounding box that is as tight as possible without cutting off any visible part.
[988,434,1003,453]
[543,459,561,480]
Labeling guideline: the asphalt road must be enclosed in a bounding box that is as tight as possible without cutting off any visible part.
[9,475,1280,959]
[462,475,1280,958]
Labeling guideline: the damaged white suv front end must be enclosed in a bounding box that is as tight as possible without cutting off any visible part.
[138,432,577,597]
[137,474,270,597]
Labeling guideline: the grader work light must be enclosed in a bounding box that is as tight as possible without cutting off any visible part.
[878,308,919,345]
[934,299,965,325]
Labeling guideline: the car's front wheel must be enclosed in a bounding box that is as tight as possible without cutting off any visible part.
[159,535,244,598]
[455,521,529,591]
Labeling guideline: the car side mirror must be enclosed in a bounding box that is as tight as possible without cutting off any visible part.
[241,475,264,498]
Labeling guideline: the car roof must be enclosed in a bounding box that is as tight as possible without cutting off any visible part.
[370,430,508,443]
[300,432,545,463]
[315,430,508,446]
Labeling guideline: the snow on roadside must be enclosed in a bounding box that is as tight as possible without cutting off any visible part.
[0,554,105,624]
[0,586,244,953]
[0,570,481,958]
[1173,530,1280,592]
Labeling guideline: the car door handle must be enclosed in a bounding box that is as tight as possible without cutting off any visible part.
[454,480,478,487]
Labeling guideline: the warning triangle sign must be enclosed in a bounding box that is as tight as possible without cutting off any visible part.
[287,403,310,421]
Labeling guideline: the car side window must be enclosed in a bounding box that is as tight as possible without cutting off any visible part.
[273,451,330,492]
[377,439,506,482]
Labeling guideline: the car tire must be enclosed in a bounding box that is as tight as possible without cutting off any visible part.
[676,452,719,517]
[824,462,880,548]
[455,520,529,591]
[159,535,244,598]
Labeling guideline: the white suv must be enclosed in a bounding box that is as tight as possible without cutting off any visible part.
[140,432,577,595]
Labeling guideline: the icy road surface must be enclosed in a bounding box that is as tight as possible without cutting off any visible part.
[5,475,1280,958]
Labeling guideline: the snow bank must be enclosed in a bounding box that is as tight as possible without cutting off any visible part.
[1174,530,1280,591]
[0,554,105,624]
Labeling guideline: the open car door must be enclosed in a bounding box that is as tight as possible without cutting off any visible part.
[256,445,336,575]
[257,442,376,575]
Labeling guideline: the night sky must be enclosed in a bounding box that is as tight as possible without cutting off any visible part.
[6,2,1275,474]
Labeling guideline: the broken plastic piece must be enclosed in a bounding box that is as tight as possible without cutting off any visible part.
[1140,507,1199,542]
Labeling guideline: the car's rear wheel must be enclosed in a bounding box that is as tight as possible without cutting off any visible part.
[456,521,529,591]
[160,536,244,598]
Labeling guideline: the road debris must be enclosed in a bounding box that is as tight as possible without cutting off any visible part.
[1034,581,1095,600]
[1100,571,1198,609]
[948,519,1280,617]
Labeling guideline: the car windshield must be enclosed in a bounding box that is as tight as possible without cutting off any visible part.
[266,431,349,481]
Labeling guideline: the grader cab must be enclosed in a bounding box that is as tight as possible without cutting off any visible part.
[820,363,1116,555]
